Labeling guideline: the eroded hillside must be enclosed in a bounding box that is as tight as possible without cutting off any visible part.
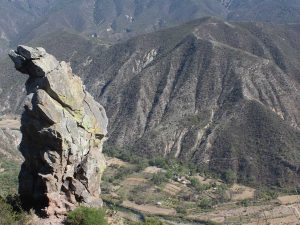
[1,18,300,187]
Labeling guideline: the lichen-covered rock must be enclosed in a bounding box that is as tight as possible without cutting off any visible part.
[9,45,108,216]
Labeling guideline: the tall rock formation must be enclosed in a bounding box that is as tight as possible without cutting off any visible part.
[9,45,108,216]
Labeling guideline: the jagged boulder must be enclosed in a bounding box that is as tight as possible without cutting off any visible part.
[9,45,108,216]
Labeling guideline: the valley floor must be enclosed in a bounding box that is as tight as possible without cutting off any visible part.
[103,157,300,225]
[1,118,300,225]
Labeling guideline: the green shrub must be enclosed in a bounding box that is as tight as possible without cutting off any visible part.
[114,166,136,181]
[66,207,108,225]
[238,199,250,207]
[214,185,230,203]
[135,160,149,172]
[206,221,222,225]
[255,189,279,201]
[198,197,213,209]
[149,157,169,169]
[0,160,19,197]
[0,197,28,225]
[165,169,174,179]
[132,218,165,225]
[190,177,200,187]
[175,205,187,215]
[223,169,236,185]
[189,178,212,193]
[151,172,168,185]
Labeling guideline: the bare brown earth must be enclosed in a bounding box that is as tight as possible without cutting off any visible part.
[194,175,223,185]
[163,181,184,196]
[230,184,256,201]
[278,195,300,205]
[122,177,147,186]
[143,166,165,174]
[188,200,300,225]
[0,119,20,130]
[106,157,130,167]
[29,215,64,225]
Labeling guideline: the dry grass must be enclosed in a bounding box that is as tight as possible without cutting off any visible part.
[143,166,165,174]
[163,181,184,196]
[277,195,300,205]
[106,157,130,167]
[121,177,147,186]
[230,184,255,201]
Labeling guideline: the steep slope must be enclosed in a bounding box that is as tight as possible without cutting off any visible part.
[13,0,300,45]
[3,0,300,59]
[0,0,226,58]
[225,0,300,23]
[0,0,61,56]
[12,0,226,44]
[1,18,300,187]
[83,18,300,187]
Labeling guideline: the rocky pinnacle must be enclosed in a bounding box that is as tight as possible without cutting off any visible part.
[9,46,108,216]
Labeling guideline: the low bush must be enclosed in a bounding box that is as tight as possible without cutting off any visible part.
[255,189,279,201]
[132,218,165,225]
[189,178,212,193]
[238,199,250,207]
[0,197,28,225]
[65,207,108,225]
[198,197,213,209]
[175,205,187,215]
[222,169,236,185]
[214,184,230,203]
[151,172,168,185]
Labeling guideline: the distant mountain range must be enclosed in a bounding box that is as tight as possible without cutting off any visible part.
[1,0,300,58]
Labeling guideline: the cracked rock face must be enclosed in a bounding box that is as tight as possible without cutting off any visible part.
[9,45,108,216]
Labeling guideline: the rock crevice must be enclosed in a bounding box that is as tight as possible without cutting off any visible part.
[9,45,108,216]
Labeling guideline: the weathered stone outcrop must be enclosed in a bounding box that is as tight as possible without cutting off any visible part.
[9,45,108,216]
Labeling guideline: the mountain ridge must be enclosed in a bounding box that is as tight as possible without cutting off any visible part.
[2,18,300,187]
[2,0,300,59]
